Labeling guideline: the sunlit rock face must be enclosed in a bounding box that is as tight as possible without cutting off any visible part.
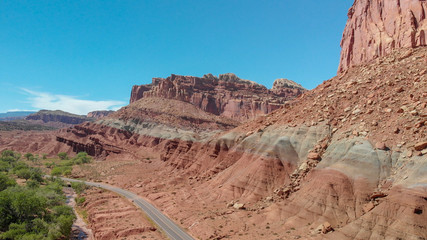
[339,0,427,72]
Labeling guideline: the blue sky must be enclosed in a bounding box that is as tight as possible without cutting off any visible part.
[0,0,354,115]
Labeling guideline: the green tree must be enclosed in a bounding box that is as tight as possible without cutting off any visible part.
[24,153,33,161]
[0,161,10,172]
[74,152,92,164]
[30,168,44,183]
[57,152,68,160]
[1,150,15,158]
[16,168,31,181]
[0,172,16,191]
[12,161,29,173]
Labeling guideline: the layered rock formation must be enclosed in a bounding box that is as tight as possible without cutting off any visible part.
[55,97,239,158]
[339,0,427,72]
[25,110,94,128]
[87,110,115,119]
[130,73,305,121]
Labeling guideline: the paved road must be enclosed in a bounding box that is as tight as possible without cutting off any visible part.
[61,177,195,240]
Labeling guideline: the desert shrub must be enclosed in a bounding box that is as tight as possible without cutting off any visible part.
[51,166,72,177]
[57,152,68,160]
[30,168,44,183]
[50,167,63,177]
[72,152,91,165]
[45,161,56,169]
[75,196,85,206]
[63,169,72,176]
[26,180,40,189]
[71,182,87,194]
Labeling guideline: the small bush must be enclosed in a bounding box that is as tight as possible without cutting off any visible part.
[57,152,68,160]
[75,196,86,206]
[71,182,87,194]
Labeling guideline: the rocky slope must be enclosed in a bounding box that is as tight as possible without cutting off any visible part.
[130,73,305,121]
[138,45,426,240]
[339,0,427,72]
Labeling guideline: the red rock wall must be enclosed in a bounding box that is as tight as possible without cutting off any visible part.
[130,74,304,121]
[339,0,427,72]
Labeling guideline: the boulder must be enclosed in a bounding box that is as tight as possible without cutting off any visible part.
[233,203,245,210]
[307,152,321,160]
[414,142,427,151]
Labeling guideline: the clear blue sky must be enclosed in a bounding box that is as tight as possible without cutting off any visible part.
[0,0,354,115]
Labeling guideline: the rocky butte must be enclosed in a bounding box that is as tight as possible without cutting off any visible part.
[130,73,306,121]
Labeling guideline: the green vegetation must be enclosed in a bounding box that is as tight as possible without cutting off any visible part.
[71,182,87,195]
[57,152,68,160]
[0,150,76,239]
[49,152,91,177]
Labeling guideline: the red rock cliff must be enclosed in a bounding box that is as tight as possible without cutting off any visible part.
[339,0,427,72]
[130,73,305,121]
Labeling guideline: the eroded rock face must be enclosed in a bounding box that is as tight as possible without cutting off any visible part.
[87,110,115,119]
[339,0,427,72]
[130,74,305,121]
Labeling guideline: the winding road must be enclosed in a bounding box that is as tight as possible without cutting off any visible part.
[60,177,195,240]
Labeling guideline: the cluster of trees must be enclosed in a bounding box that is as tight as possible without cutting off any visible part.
[0,150,76,239]
[45,152,92,177]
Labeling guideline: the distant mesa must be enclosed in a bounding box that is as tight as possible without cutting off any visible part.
[24,110,94,128]
[0,111,37,121]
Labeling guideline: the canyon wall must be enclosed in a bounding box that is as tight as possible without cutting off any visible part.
[339,0,427,72]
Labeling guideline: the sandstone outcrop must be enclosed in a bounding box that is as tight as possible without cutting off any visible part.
[87,110,114,119]
[339,0,427,72]
[130,73,305,121]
